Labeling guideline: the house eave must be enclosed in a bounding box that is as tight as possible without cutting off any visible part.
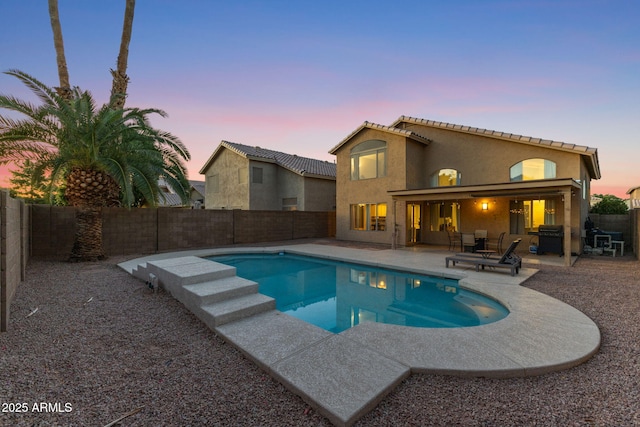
[329,121,431,155]
[388,178,582,200]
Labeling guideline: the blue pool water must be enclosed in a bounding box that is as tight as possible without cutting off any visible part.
[207,253,509,333]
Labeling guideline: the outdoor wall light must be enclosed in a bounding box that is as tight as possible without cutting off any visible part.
[481,202,489,211]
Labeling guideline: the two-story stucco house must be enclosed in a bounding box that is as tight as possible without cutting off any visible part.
[329,116,601,265]
[199,141,336,211]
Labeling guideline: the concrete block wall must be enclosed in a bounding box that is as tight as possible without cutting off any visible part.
[30,207,336,257]
[293,210,336,239]
[631,210,639,260]
[103,207,159,255]
[233,210,294,243]
[157,208,234,251]
[30,205,76,257]
[590,213,633,252]
[1,191,29,332]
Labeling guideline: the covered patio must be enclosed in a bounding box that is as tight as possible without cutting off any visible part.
[389,178,585,266]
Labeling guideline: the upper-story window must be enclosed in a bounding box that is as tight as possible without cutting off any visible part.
[350,140,386,180]
[510,158,556,181]
[431,169,461,187]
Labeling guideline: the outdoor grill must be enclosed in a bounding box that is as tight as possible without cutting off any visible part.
[537,225,564,256]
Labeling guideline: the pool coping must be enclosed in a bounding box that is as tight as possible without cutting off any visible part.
[119,243,601,427]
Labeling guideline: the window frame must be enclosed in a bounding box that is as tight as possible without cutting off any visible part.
[350,203,387,231]
[428,201,460,232]
[350,140,387,180]
[509,198,557,233]
[510,158,556,182]
[430,169,461,187]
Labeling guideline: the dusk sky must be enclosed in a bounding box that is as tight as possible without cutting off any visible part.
[1,0,638,198]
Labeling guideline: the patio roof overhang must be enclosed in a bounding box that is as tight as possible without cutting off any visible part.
[387,178,582,201]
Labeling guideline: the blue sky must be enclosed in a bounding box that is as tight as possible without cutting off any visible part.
[1,0,638,197]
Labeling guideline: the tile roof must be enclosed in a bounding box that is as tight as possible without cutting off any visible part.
[328,121,431,154]
[158,192,185,207]
[393,115,597,154]
[189,180,205,196]
[216,141,336,179]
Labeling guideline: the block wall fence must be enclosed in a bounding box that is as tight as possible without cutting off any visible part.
[0,191,29,332]
[30,206,336,257]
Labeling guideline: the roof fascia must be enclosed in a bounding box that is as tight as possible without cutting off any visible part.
[387,178,581,199]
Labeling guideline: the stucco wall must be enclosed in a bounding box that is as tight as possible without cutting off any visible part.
[203,148,249,209]
[334,129,408,244]
[249,160,279,210]
[302,176,336,211]
[401,124,583,184]
[276,168,304,209]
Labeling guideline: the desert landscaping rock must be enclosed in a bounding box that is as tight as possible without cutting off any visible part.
[1,252,638,426]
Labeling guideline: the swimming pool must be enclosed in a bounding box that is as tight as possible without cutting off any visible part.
[207,253,508,333]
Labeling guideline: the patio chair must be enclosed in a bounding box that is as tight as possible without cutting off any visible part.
[445,239,523,276]
[474,230,488,250]
[461,233,476,252]
[447,230,460,251]
[487,232,506,255]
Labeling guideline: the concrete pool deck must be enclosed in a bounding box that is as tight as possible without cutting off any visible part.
[119,244,601,427]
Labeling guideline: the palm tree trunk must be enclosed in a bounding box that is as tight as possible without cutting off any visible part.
[66,168,120,261]
[69,207,106,261]
[110,0,136,109]
[48,0,72,101]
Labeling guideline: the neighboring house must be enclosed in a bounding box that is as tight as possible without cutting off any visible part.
[627,186,640,209]
[157,178,186,207]
[199,141,336,211]
[157,179,206,208]
[329,116,601,265]
[189,180,206,209]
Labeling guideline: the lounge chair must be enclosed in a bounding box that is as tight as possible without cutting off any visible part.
[487,231,506,255]
[445,239,523,276]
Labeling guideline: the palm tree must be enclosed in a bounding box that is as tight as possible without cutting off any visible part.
[0,70,191,261]
[47,0,72,101]
[110,0,136,109]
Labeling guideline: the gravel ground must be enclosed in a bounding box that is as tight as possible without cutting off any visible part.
[1,251,639,426]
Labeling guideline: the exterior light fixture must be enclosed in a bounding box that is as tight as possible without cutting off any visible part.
[481,202,489,211]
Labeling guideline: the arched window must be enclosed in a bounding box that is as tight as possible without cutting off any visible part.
[350,140,386,180]
[430,169,461,187]
[510,159,556,181]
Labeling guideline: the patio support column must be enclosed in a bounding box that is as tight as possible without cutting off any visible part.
[562,189,572,266]
[391,199,397,250]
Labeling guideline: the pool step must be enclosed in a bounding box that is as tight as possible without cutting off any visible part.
[144,256,237,298]
[197,293,276,328]
[182,276,259,308]
[134,256,275,329]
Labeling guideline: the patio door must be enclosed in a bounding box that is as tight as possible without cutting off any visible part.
[407,203,421,244]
